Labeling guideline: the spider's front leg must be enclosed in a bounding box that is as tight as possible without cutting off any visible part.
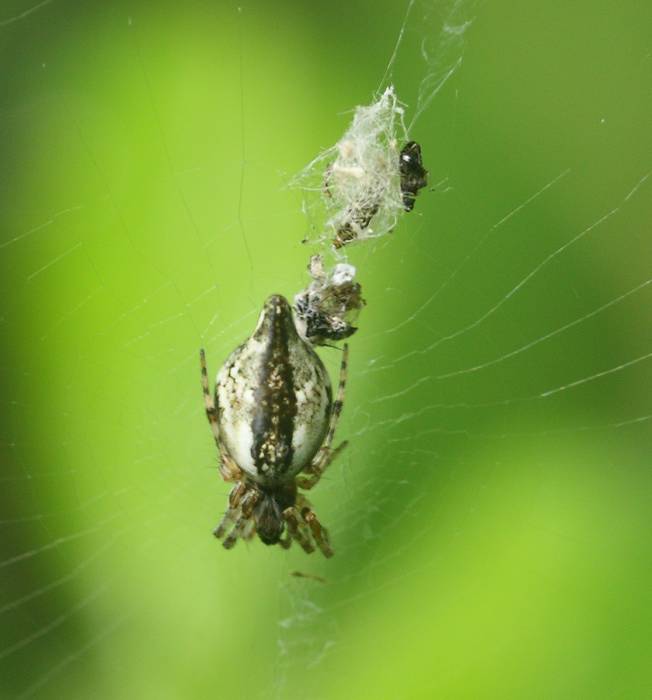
[281,495,333,558]
[282,507,315,554]
[303,511,333,558]
[223,491,260,549]
[220,487,260,550]
[213,481,246,539]
[297,494,333,558]
[297,344,349,491]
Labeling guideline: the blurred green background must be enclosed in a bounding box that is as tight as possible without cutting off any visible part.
[1,0,651,698]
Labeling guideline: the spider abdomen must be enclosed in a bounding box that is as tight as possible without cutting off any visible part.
[216,295,332,483]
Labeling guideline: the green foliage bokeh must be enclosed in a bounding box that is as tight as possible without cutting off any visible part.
[1,1,651,698]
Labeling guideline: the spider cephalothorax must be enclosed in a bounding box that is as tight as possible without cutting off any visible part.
[254,489,290,545]
[200,294,348,557]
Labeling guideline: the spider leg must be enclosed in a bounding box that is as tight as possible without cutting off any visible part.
[299,344,349,490]
[222,522,242,549]
[228,481,247,509]
[222,489,260,550]
[296,494,333,558]
[213,482,246,538]
[296,440,348,490]
[317,342,349,458]
[219,451,243,483]
[222,516,247,549]
[303,510,333,558]
[214,508,236,540]
[242,519,256,541]
[200,350,243,484]
[200,349,220,448]
[283,507,315,554]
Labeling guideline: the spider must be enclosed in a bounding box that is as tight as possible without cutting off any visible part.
[200,294,348,557]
